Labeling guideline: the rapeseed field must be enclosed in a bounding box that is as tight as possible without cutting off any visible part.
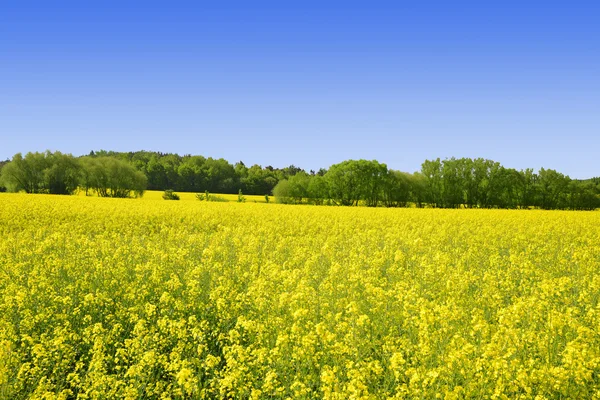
[1,193,599,399]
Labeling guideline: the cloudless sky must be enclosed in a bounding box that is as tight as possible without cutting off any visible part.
[1,1,599,178]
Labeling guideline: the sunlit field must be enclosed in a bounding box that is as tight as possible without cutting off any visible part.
[1,193,599,399]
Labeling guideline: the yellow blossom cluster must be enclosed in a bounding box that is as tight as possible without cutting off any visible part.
[1,193,599,399]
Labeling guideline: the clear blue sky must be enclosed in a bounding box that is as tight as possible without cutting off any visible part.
[1,1,598,178]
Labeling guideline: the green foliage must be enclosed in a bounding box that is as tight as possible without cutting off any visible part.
[324,161,362,206]
[271,156,600,210]
[237,189,246,202]
[273,180,293,204]
[2,149,598,211]
[196,191,227,202]
[409,172,428,208]
[162,189,180,200]
[0,151,80,194]
[324,160,388,206]
[80,157,147,198]
[208,195,228,202]
[0,160,6,192]
[273,173,319,205]
[289,172,311,203]
[307,175,328,205]
[241,164,278,195]
[92,151,308,195]
[418,157,600,210]
[382,170,411,207]
[0,152,43,193]
[45,152,81,194]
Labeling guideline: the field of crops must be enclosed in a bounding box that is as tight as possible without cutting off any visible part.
[1,193,600,399]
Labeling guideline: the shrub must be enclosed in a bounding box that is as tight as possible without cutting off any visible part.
[196,192,228,202]
[163,189,180,200]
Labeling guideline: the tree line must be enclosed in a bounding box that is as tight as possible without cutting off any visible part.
[274,158,600,210]
[0,150,598,210]
[0,151,146,198]
[86,150,311,195]
[0,150,311,198]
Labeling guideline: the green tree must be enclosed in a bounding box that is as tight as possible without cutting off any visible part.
[536,168,570,210]
[408,173,428,208]
[0,151,80,194]
[421,159,443,207]
[234,161,249,186]
[356,160,388,207]
[80,157,147,198]
[567,180,599,210]
[472,159,503,208]
[0,152,46,193]
[203,158,238,193]
[45,151,81,194]
[159,154,182,190]
[515,168,538,209]
[242,165,278,195]
[273,179,293,204]
[287,172,310,204]
[162,189,180,200]
[146,155,169,190]
[495,168,522,209]
[177,155,207,192]
[307,175,329,205]
[324,160,378,206]
[0,159,8,191]
[441,157,464,208]
[382,170,411,207]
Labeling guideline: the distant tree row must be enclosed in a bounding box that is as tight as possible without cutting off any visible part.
[418,158,600,210]
[85,150,312,195]
[273,158,600,210]
[0,151,146,197]
[0,151,598,210]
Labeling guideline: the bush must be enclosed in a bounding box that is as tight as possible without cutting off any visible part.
[163,189,180,200]
[208,195,228,202]
[196,192,228,202]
